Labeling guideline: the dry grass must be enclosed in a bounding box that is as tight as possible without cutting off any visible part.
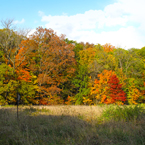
[0,105,145,145]
[31,105,105,121]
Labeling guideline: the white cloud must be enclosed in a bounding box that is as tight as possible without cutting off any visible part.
[38,0,145,49]
[13,19,25,25]
[38,11,45,17]
[104,2,124,18]
[80,26,144,49]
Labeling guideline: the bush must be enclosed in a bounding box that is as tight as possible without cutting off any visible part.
[100,105,145,122]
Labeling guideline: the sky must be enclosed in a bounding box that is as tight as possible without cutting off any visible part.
[0,0,145,49]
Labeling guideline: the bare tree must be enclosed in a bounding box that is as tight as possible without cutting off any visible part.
[1,18,16,30]
[1,18,31,37]
[17,27,31,37]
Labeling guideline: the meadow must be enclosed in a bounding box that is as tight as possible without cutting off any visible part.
[0,105,145,145]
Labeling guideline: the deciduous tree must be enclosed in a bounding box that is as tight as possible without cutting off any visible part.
[17,27,76,104]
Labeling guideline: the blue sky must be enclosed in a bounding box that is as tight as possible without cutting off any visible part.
[1,0,145,49]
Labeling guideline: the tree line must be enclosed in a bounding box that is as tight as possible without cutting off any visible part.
[0,20,145,105]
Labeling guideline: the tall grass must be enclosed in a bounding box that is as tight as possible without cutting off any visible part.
[0,105,145,145]
[100,105,145,122]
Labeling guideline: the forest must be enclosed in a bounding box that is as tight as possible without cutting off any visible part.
[0,21,145,106]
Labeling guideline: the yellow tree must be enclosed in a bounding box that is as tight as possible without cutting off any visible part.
[127,78,142,104]
[78,47,96,69]
[116,68,127,89]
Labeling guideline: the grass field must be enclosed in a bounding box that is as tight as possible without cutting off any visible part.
[0,105,145,145]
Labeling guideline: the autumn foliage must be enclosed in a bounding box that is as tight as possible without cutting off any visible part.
[0,25,145,105]
[90,70,115,104]
[107,75,126,104]
[91,70,126,104]
[14,27,76,104]
[102,43,116,52]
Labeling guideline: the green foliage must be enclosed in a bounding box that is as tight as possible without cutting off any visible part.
[0,63,16,104]
[100,105,145,122]
[139,46,145,59]
[0,50,4,63]
[17,81,36,104]
[0,63,37,105]
[72,63,90,104]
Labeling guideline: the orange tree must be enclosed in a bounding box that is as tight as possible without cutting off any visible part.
[102,43,116,53]
[90,70,115,104]
[90,70,126,104]
[17,27,76,104]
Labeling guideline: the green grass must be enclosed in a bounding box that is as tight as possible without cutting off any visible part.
[100,105,145,122]
[0,105,145,145]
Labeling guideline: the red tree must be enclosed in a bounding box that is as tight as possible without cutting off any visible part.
[107,75,126,104]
